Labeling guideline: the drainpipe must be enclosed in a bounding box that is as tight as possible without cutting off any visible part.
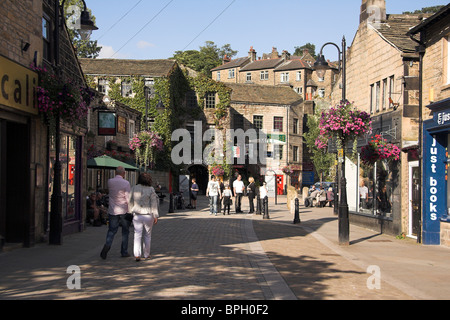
[409,33,425,244]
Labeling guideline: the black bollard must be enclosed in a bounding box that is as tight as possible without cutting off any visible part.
[293,197,301,224]
[263,196,270,219]
[256,194,261,214]
[168,193,174,213]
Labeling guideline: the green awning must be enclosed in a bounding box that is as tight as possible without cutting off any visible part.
[87,155,138,171]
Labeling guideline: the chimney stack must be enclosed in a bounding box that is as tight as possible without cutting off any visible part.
[360,0,386,25]
[248,46,257,62]
[222,54,231,65]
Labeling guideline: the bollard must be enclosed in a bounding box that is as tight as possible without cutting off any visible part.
[293,197,301,224]
[256,194,261,214]
[168,193,174,213]
[263,196,270,219]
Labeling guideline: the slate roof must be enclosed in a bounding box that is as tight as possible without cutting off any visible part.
[210,57,250,71]
[407,4,450,35]
[274,59,312,71]
[240,58,284,72]
[79,58,177,77]
[226,83,303,106]
[374,14,432,54]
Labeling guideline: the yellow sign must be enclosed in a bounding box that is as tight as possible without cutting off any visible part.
[0,55,38,115]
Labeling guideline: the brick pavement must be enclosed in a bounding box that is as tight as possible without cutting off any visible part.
[0,195,449,300]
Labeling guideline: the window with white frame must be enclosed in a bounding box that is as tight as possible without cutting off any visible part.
[260,70,269,80]
[293,146,299,162]
[318,88,325,98]
[375,81,380,112]
[389,76,395,108]
[296,71,301,81]
[228,69,235,79]
[121,80,132,97]
[217,71,221,81]
[280,72,289,83]
[128,120,135,141]
[382,78,387,110]
[98,79,109,95]
[246,72,252,82]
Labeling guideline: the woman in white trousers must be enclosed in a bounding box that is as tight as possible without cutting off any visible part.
[128,172,159,261]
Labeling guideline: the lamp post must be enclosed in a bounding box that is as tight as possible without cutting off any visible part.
[314,36,349,245]
[49,0,97,245]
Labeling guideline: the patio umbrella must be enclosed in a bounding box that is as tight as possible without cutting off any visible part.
[87,155,138,171]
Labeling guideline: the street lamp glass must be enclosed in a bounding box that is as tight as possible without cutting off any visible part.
[313,54,329,78]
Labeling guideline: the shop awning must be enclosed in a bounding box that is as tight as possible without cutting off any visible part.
[87,155,138,171]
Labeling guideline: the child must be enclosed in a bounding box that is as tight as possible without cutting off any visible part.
[222,184,233,215]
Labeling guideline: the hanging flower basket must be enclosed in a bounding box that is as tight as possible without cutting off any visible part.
[32,65,93,136]
[129,130,164,170]
[210,164,225,177]
[361,134,401,165]
[282,165,295,176]
[316,100,372,151]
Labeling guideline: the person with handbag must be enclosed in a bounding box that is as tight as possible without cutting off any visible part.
[100,166,131,259]
[129,172,159,262]
[246,177,256,213]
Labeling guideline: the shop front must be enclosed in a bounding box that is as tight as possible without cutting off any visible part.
[0,55,39,249]
[422,98,450,245]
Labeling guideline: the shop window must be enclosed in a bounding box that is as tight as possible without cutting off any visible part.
[358,157,395,217]
[48,134,80,222]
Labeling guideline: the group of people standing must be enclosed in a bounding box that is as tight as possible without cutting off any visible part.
[100,166,159,262]
[204,174,268,215]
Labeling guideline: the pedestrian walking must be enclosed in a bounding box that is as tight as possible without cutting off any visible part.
[206,175,221,215]
[233,174,245,213]
[100,166,131,259]
[222,184,232,215]
[190,178,199,209]
[326,187,334,207]
[259,181,268,213]
[246,177,256,213]
[129,172,159,262]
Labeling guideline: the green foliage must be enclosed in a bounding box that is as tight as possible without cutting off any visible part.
[294,43,317,59]
[403,6,444,14]
[171,41,237,77]
[303,103,334,181]
[64,0,102,58]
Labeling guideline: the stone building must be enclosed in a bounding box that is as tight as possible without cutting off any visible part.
[407,4,450,245]
[225,83,304,194]
[331,0,432,237]
[80,58,190,191]
[0,0,92,250]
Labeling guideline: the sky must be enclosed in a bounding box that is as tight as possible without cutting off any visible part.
[86,0,448,61]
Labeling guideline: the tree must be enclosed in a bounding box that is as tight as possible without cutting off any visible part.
[303,101,334,181]
[403,6,444,14]
[64,0,102,58]
[171,41,237,77]
[294,43,317,59]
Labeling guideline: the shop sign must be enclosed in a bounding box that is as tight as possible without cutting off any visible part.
[433,109,450,126]
[423,121,447,245]
[0,55,38,115]
[98,111,116,136]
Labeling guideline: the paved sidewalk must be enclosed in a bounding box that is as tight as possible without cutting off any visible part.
[0,195,449,300]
